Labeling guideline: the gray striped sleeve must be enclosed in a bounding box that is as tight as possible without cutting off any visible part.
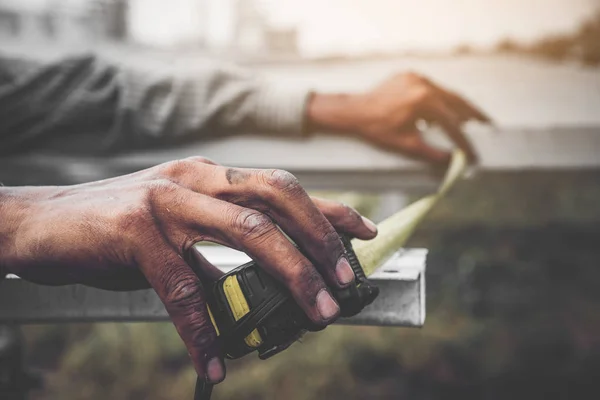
[118,60,311,143]
[0,53,311,155]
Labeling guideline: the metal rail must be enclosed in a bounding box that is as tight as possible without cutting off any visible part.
[0,246,426,327]
[2,126,599,190]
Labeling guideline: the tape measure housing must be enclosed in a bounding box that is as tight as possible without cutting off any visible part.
[205,236,379,360]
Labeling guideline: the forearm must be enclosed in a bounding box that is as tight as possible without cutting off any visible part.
[118,61,312,145]
[0,53,312,156]
[0,54,120,156]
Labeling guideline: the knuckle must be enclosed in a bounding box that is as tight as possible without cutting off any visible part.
[158,159,196,178]
[117,202,155,234]
[232,209,274,240]
[264,169,301,192]
[189,324,218,351]
[335,202,355,216]
[402,71,423,83]
[412,86,432,102]
[144,179,179,203]
[184,156,218,165]
[116,182,183,234]
[319,227,342,249]
[314,226,345,263]
[164,274,204,310]
[400,135,423,151]
[286,261,325,300]
[341,204,362,226]
[328,202,360,225]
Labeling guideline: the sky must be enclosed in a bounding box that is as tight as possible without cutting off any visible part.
[3,0,599,56]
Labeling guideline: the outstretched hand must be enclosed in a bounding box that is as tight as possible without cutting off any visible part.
[307,72,492,165]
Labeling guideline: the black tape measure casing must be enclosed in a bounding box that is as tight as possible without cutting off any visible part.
[196,236,379,400]
[205,235,379,360]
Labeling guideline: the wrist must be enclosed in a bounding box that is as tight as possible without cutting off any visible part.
[305,92,370,135]
[0,187,41,274]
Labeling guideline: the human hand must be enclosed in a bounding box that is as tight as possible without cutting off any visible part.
[307,72,492,165]
[0,157,377,384]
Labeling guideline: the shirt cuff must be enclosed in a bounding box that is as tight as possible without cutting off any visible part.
[252,81,313,137]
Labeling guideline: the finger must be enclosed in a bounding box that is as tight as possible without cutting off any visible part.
[172,193,341,327]
[204,168,356,290]
[138,243,225,384]
[185,246,224,283]
[434,86,492,124]
[423,99,478,163]
[310,197,377,240]
[378,130,452,166]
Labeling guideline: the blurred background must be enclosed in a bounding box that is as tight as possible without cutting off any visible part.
[2,0,600,399]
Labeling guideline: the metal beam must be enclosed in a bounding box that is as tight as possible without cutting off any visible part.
[0,246,426,327]
[1,126,599,190]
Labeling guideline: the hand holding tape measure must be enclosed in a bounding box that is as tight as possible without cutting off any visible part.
[195,150,468,399]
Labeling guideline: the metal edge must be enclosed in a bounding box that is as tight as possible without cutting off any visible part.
[0,247,426,327]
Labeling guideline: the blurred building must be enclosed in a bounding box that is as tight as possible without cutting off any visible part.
[0,0,298,57]
[232,0,298,56]
[128,0,298,56]
[0,0,127,42]
[127,0,207,47]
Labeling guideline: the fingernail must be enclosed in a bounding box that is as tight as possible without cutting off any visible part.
[316,289,340,321]
[336,257,355,285]
[361,216,378,234]
[206,357,225,384]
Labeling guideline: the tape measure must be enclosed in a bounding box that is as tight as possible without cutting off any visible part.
[205,234,378,361]
[195,150,468,399]
[195,235,377,400]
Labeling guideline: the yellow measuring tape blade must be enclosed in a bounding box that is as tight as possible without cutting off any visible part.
[207,306,220,336]
[352,149,468,277]
[222,275,264,348]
